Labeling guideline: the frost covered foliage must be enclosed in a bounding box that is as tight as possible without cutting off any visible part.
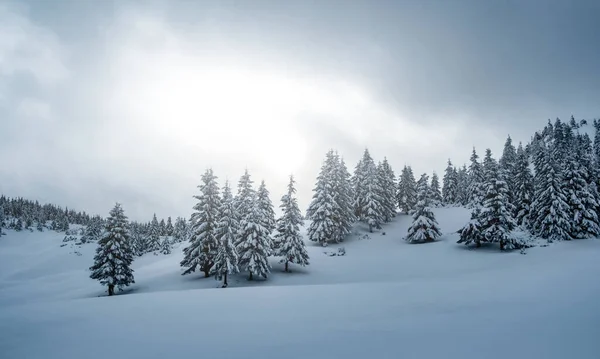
[467,148,485,207]
[160,237,171,255]
[180,169,222,277]
[275,176,309,272]
[442,160,458,206]
[256,180,276,235]
[233,170,256,245]
[147,214,161,253]
[376,158,397,223]
[513,143,533,227]
[307,150,355,246]
[405,174,442,243]
[457,208,484,247]
[353,149,384,232]
[428,172,443,207]
[211,182,239,287]
[397,165,417,213]
[81,216,104,243]
[237,204,272,280]
[89,203,135,296]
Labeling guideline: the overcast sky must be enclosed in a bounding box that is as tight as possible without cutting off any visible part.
[1,0,599,221]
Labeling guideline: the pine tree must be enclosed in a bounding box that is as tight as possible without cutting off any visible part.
[173,217,188,243]
[180,169,222,277]
[479,151,518,250]
[160,237,172,255]
[357,151,384,232]
[428,172,443,207]
[159,218,166,236]
[513,143,534,227]
[397,165,417,213]
[234,169,256,246]
[442,160,458,205]
[211,182,239,287]
[594,119,600,167]
[275,175,309,272]
[405,174,442,243]
[165,217,174,236]
[147,214,161,253]
[237,203,272,281]
[499,135,517,205]
[331,154,356,243]
[456,165,469,205]
[81,216,104,243]
[377,158,397,222]
[89,203,135,296]
[256,180,276,235]
[530,141,572,241]
[307,152,337,246]
[467,148,485,207]
[457,208,484,247]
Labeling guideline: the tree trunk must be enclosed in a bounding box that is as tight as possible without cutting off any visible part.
[108,284,114,296]
[248,272,253,281]
[223,273,228,288]
[500,240,505,251]
[476,241,481,248]
[369,224,373,233]
[285,260,289,272]
[204,269,210,278]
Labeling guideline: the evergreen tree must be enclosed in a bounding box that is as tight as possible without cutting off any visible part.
[479,151,518,250]
[331,154,356,243]
[81,216,104,243]
[237,203,272,280]
[405,174,442,243]
[165,217,174,236]
[275,175,309,272]
[256,180,276,235]
[234,169,256,245]
[499,135,517,205]
[159,219,166,236]
[442,160,458,205]
[594,119,600,167]
[428,172,443,207]
[173,217,188,243]
[456,165,469,205]
[563,151,600,239]
[356,150,384,232]
[307,151,337,246]
[147,214,161,252]
[530,141,572,241]
[376,158,397,222]
[180,169,222,277]
[211,182,239,287]
[467,148,485,207]
[89,203,135,296]
[513,143,534,227]
[397,165,417,213]
[160,237,172,255]
[457,208,484,247]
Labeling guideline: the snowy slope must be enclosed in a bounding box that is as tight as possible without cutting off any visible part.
[1,208,600,359]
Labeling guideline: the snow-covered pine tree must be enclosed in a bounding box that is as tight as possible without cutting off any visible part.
[457,208,484,247]
[180,169,222,277]
[307,151,337,246]
[456,165,469,205]
[256,180,276,235]
[275,175,309,272]
[81,215,104,243]
[405,173,442,243]
[237,202,272,280]
[499,135,517,205]
[160,236,172,255]
[356,150,384,232]
[428,172,443,207]
[165,216,174,236]
[147,214,161,252]
[442,160,458,205]
[530,140,572,241]
[467,148,485,207]
[159,218,166,236]
[377,158,397,222]
[173,217,188,243]
[234,169,256,246]
[513,143,534,227]
[478,150,518,250]
[331,154,356,243]
[397,165,417,214]
[211,181,239,287]
[89,203,135,296]
[594,119,600,167]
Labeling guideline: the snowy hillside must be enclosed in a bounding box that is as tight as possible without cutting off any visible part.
[1,207,600,359]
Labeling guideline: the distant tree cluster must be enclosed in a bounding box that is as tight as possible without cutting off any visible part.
[456,116,600,250]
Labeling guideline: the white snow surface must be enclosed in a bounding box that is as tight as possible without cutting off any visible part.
[1,207,600,358]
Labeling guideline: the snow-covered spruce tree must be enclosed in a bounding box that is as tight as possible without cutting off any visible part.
[173,217,188,243]
[233,169,256,246]
[457,208,484,247]
[160,237,172,255]
[275,175,309,272]
[376,159,397,223]
[467,148,485,207]
[442,160,458,205]
[397,165,417,214]
[180,169,222,277]
[594,119,600,167]
[513,143,534,227]
[456,165,469,206]
[307,151,336,246]
[576,133,600,238]
[257,180,276,235]
[211,181,239,287]
[479,150,518,250]
[355,149,384,232]
[499,135,517,205]
[165,216,174,236]
[237,201,272,281]
[405,173,442,243]
[147,214,161,253]
[530,140,573,241]
[89,203,135,296]
[159,218,166,236]
[331,154,356,243]
[428,172,443,207]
